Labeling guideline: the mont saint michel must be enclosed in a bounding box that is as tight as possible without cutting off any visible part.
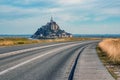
[31,17,72,39]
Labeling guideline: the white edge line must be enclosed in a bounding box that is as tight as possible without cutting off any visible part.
[0,42,79,58]
[0,43,80,75]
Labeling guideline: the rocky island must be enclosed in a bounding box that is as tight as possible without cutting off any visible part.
[31,17,72,39]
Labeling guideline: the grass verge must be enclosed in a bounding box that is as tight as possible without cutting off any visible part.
[97,39,120,80]
[97,47,118,79]
[98,39,120,63]
[0,37,99,46]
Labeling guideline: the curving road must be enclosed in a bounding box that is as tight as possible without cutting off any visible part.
[0,40,99,80]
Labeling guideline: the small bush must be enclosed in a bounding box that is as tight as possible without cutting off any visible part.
[98,38,120,63]
[17,41,25,44]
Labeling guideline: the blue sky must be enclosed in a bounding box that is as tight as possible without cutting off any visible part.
[0,0,120,34]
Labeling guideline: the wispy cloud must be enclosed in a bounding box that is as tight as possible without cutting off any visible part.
[0,0,120,34]
[101,8,120,16]
[56,0,83,5]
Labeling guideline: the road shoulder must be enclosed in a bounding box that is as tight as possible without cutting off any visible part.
[74,43,115,80]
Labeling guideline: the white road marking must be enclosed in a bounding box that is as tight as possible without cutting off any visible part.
[0,42,80,58]
[0,43,82,75]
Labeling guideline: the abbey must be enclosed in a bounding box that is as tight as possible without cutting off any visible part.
[31,17,72,39]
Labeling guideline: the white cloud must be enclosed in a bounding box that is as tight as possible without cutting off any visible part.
[12,0,45,5]
[57,0,83,5]
[0,0,120,29]
[44,8,63,13]
[94,16,108,21]
[101,8,120,16]
[0,16,51,34]
[0,5,38,14]
[0,5,53,20]
[54,0,97,6]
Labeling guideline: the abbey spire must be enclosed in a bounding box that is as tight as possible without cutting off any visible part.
[50,16,53,22]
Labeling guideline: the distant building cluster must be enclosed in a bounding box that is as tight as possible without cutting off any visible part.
[31,17,72,39]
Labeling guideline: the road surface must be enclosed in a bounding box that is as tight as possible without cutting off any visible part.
[0,41,99,80]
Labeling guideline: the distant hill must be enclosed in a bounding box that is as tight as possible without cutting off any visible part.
[74,34,120,38]
[0,34,120,38]
[31,17,72,39]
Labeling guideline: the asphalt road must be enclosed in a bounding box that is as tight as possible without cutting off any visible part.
[0,40,99,80]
